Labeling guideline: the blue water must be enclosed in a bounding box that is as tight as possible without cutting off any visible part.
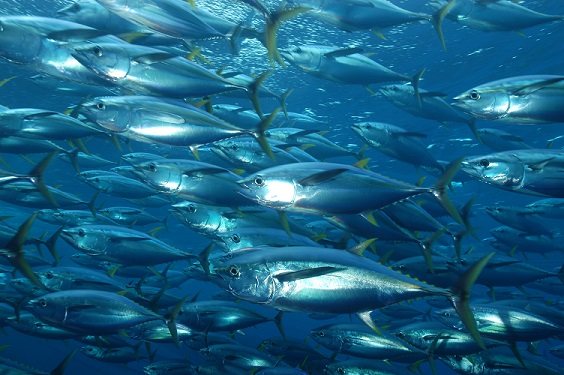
[0,0,563,374]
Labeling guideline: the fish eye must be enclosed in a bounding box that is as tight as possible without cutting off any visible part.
[479,159,490,167]
[148,162,157,172]
[91,46,103,57]
[364,124,371,129]
[336,367,345,375]
[317,330,325,337]
[0,23,3,32]
[460,259,467,265]
[45,272,54,280]
[72,3,80,11]
[228,266,240,278]
[264,131,270,137]
[469,90,480,100]
[94,177,100,183]
[231,144,238,151]
[231,234,240,243]
[396,331,405,338]
[442,311,451,317]
[187,204,196,213]
[39,299,47,307]
[96,102,105,110]
[254,176,265,186]
[77,229,85,237]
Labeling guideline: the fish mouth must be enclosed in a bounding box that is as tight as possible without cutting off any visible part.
[459,160,478,177]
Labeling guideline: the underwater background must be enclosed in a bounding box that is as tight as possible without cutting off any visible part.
[0,0,563,374]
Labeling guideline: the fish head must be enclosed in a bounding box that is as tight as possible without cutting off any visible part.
[237,171,297,209]
[351,122,389,146]
[452,85,510,120]
[0,18,44,64]
[72,42,129,81]
[279,46,322,71]
[56,0,106,24]
[215,140,255,163]
[26,293,68,325]
[169,201,221,233]
[80,345,103,358]
[379,85,412,107]
[79,97,131,132]
[210,250,275,303]
[131,160,183,193]
[439,354,477,373]
[460,154,524,188]
[60,226,106,255]
[37,269,67,291]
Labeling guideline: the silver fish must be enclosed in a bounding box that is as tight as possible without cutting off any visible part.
[460,149,564,197]
[453,75,564,124]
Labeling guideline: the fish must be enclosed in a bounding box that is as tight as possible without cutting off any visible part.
[59,225,197,266]
[210,246,494,347]
[130,158,256,207]
[0,108,104,140]
[433,0,564,33]
[77,95,275,158]
[237,160,464,227]
[436,302,564,342]
[77,170,159,199]
[286,0,444,46]
[26,289,169,334]
[352,122,443,172]
[279,45,424,95]
[71,42,247,98]
[0,15,123,85]
[475,128,533,152]
[452,75,564,124]
[93,0,226,41]
[310,322,423,361]
[460,149,564,197]
[379,84,477,136]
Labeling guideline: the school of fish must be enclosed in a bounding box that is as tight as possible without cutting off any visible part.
[0,0,563,374]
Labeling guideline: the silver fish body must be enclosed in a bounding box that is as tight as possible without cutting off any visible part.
[71,42,244,98]
[280,45,410,85]
[453,75,564,124]
[60,225,195,266]
[460,149,564,197]
[26,289,163,334]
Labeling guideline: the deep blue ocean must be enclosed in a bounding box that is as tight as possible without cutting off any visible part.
[0,0,563,374]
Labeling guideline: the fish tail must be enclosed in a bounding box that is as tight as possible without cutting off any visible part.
[449,252,495,350]
[431,157,464,226]
[278,88,294,118]
[66,149,81,173]
[273,310,286,339]
[420,230,445,274]
[253,108,281,160]
[557,264,564,285]
[45,226,64,265]
[411,67,426,108]
[466,118,481,142]
[49,349,78,375]
[87,191,100,218]
[196,242,215,276]
[164,295,190,348]
[226,24,243,55]
[247,70,273,119]
[431,0,456,51]
[265,5,311,66]
[2,213,45,289]
[29,150,59,207]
